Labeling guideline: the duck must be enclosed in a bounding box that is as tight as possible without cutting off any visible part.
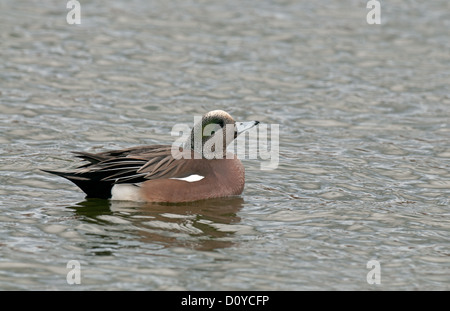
[43,110,259,203]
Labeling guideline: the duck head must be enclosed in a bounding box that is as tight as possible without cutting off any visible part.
[185,110,259,159]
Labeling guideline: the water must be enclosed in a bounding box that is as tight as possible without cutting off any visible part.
[1,0,449,290]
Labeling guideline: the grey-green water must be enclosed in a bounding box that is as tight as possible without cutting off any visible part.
[1,0,449,290]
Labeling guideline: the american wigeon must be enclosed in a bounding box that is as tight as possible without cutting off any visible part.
[43,110,259,203]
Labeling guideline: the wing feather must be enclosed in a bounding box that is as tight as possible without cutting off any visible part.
[72,145,197,184]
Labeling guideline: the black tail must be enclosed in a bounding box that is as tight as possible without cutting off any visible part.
[42,169,114,199]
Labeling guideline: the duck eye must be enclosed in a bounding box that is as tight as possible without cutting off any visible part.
[203,123,221,137]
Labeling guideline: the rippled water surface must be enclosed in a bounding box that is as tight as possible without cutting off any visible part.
[1,0,449,290]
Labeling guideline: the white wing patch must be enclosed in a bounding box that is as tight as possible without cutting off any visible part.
[170,174,205,182]
[111,184,143,201]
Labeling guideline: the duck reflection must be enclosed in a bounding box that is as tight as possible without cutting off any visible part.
[69,197,244,251]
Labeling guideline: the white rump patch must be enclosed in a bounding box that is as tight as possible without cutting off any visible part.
[111,184,142,201]
[170,174,205,182]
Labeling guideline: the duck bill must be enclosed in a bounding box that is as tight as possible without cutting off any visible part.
[236,120,260,136]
